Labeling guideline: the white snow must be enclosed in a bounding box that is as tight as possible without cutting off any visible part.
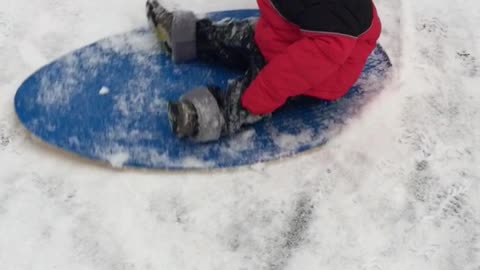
[99,86,110,95]
[106,151,130,168]
[272,128,315,150]
[1,0,480,269]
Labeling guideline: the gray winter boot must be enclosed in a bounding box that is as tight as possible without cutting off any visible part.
[168,79,264,143]
[146,0,197,63]
[167,100,199,139]
[168,88,226,142]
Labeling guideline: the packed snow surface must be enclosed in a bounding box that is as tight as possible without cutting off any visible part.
[1,0,479,269]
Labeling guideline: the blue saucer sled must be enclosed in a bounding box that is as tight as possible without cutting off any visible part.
[14,10,392,170]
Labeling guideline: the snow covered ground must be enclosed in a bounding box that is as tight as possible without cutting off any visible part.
[1,0,479,269]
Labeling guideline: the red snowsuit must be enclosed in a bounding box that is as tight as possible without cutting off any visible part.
[241,0,382,115]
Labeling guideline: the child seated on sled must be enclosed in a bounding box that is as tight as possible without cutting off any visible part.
[146,0,381,142]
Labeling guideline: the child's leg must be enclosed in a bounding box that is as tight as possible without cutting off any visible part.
[147,0,264,69]
[199,24,266,136]
[195,18,261,70]
[186,18,267,138]
[171,70,265,141]
[168,56,266,141]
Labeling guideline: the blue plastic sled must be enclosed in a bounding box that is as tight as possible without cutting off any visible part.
[14,10,392,170]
